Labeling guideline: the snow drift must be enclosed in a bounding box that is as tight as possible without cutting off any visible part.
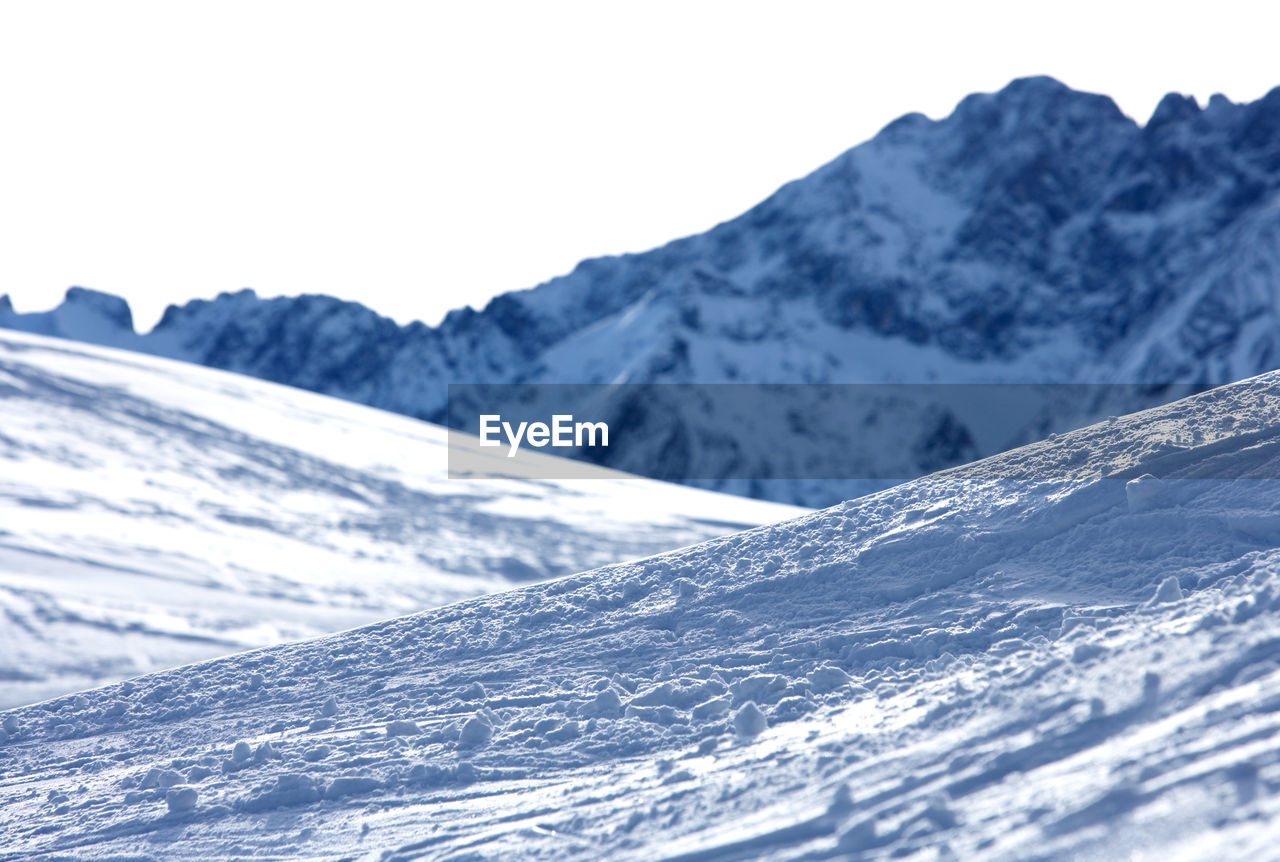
[0,329,801,708]
[4,373,1280,858]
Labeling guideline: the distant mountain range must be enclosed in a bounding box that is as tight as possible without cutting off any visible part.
[6,76,1280,506]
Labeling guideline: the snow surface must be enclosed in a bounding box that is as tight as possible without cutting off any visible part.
[0,330,802,708]
[5,374,1280,858]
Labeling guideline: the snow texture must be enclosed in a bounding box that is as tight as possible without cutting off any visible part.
[5,374,1280,858]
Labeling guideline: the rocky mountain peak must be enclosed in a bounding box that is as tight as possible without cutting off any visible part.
[5,78,1280,505]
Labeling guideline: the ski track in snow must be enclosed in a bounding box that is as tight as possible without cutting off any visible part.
[0,330,802,708]
[5,376,1280,858]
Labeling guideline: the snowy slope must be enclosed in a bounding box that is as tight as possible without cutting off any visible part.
[5,375,1280,858]
[7,78,1280,505]
[0,330,802,708]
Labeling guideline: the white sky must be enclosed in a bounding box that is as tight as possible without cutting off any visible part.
[1,1,1278,330]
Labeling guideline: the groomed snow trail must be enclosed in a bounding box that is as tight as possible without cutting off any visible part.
[6,376,1280,859]
[0,330,802,707]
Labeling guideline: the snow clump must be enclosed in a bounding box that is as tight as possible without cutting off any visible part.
[734,701,768,738]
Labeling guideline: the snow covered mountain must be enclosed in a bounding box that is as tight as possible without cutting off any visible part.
[0,329,801,709]
[5,76,1280,506]
[5,371,1280,858]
